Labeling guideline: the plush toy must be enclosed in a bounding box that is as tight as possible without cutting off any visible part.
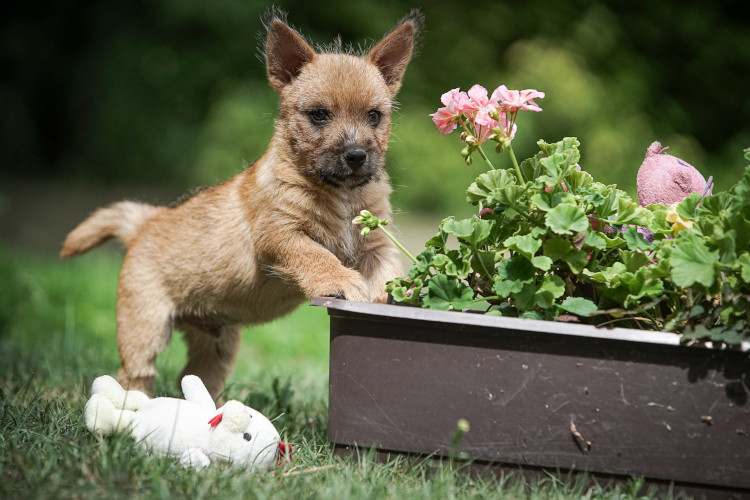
[636,141,712,207]
[84,375,289,469]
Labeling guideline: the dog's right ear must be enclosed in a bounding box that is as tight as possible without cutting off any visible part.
[265,18,316,94]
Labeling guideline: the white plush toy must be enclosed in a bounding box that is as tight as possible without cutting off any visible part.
[84,375,288,469]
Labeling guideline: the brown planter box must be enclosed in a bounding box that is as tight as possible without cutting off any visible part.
[312,297,750,496]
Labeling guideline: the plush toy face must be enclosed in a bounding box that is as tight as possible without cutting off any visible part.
[207,401,281,467]
[636,141,711,207]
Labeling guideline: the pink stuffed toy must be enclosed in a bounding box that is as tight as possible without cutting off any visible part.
[636,141,712,207]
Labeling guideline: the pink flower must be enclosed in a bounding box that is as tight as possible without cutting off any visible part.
[496,112,517,141]
[430,88,469,136]
[463,85,499,129]
[458,85,501,144]
[491,85,545,112]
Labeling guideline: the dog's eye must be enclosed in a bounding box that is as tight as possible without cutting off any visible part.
[368,110,381,127]
[243,432,252,441]
[308,109,331,125]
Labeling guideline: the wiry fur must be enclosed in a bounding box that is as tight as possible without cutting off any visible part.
[61,11,420,402]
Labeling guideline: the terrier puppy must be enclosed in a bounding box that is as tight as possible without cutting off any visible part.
[61,11,421,400]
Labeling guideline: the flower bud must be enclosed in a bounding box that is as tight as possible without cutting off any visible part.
[457,418,470,433]
[361,227,371,236]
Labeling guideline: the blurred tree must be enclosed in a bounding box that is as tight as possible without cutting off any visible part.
[1,0,748,216]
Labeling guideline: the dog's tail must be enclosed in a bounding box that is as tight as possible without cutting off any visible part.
[60,201,166,258]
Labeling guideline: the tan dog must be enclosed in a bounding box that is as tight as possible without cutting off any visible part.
[61,11,421,400]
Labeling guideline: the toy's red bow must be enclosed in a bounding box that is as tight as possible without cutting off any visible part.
[277,442,292,466]
[208,413,222,427]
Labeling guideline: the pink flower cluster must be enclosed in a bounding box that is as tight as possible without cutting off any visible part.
[430,84,545,145]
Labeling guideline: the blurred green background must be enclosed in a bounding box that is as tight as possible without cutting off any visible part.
[2,0,749,222]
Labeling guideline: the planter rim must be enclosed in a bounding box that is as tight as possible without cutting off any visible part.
[311,297,750,352]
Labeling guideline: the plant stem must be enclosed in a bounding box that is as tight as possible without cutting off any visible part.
[378,223,418,264]
[471,296,501,303]
[476,146,496,170]
[508,144,524,183]
[458,118,496,170]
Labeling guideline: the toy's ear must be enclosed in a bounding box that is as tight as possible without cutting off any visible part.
[181,375,216,412]
[216,401,252,433]
[674,169,696,193]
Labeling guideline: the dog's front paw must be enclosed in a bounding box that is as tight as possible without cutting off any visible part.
[317,272,370,302]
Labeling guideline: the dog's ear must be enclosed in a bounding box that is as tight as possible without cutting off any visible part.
[265,18,316,94]
[367,10,423,96]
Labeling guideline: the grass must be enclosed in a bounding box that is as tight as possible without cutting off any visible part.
[0,246,691,499]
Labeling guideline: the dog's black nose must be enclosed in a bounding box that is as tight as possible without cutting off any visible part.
[344,148,367,169]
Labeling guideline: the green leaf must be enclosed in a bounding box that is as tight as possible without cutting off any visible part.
[738,252,750,282]
[612,198,654,226]
[425,229,449,250]
[623,227,653,252]
[504,234,541,260]
[621,250,651,273]
[442,217,493,246]
[496,255,536,281]
[538,137,581,157]
[494,255,536,298]
[583,262,627,284]
[543,237,574,261]
[621,268,664,307]
[699,192,733,219]
[565,170,594,192]
[422,274,474,311]
[386,277,422,305]
[466,169,516,205]
[579,190,604,208]
[471,250,496,279]
[676,192,702,221]
[546,204,589,235]
[519,152,544,181]
[535,274,566,308]
[564,250,590,274]
[531,190,575,212]
[669,233,719,288]
[531,256,553,271]
[520,310,544,320]
[538,153,570,186]
[593,186,619,220]
[445,257,472,280]
[489,185,526,207]
[585,231,608,250]
[512,281,538,310]
[541,237,587,273]
[408,247,436,280]
[559,297,598,317]
[530,192,553,212]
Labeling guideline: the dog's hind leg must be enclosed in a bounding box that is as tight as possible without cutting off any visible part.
[176,321,242,404]
[115,278,175,397]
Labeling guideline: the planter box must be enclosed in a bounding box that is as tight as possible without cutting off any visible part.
[312,297,750,496]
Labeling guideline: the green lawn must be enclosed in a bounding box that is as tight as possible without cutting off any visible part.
[0,246,686,499]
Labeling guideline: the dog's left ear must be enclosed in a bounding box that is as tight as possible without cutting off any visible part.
[367,10,423,96]
[266,18,316,94]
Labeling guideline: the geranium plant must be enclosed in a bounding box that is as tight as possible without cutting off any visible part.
[354,84,750,345]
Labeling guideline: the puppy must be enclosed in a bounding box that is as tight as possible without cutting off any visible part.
[61,11,421,400]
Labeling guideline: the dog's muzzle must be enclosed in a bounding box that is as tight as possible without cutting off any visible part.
[344,147,367,170]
